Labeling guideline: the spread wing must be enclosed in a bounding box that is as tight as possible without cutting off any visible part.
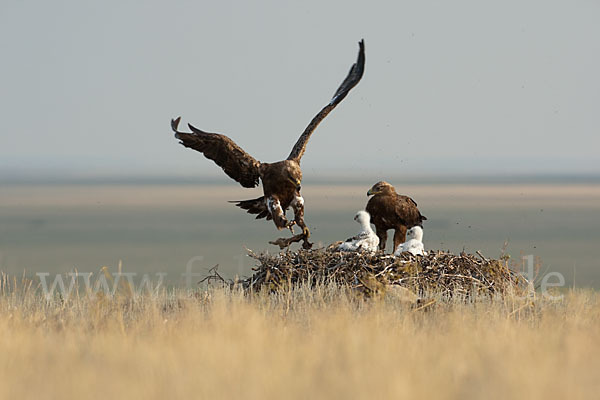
[287,40,366,162]
[171,117,261,188]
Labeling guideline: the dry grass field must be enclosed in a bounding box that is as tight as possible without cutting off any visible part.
[1,274,599,400]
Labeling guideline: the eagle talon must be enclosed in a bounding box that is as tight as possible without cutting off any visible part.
[286,220,296,231]
[302,226,310,238]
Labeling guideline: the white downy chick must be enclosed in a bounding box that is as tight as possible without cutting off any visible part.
[338,211,379,253]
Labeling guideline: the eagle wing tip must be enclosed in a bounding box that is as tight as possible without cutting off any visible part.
[187,123,204,135]
[171,117,181,132]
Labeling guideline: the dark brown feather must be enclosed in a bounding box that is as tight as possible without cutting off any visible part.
[171,118,261,188]
[287,40,365,162]
[366,181,426,251]
[229,197,272,220]
[366,193,426,230]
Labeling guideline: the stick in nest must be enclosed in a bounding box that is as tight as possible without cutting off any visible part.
[269,232,313,249]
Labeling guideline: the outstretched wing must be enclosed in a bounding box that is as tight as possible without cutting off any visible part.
[171,117,261,188]
[287,39,366,162]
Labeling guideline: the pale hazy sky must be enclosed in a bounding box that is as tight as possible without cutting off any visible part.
[1,0,598,180]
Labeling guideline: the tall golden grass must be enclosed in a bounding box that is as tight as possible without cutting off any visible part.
[1,275,599,399]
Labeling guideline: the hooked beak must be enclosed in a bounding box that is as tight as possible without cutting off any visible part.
[367,189,374,196]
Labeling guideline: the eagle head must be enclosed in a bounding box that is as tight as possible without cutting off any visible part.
[354,210,371,224]
[367,181,394,196]
[407,226,424,241]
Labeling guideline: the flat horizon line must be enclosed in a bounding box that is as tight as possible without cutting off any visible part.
[2,173,600,186]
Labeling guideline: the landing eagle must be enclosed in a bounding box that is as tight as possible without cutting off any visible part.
[172,40,365,248]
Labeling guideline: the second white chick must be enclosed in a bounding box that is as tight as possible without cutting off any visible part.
[394,226,426,256]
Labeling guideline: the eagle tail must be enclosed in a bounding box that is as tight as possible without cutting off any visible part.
[229,197,272,220]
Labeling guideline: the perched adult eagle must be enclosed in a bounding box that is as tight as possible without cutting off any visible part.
[365,181,427,251]
[171,40,365,247]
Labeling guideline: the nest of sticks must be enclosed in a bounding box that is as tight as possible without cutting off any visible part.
[232,248,526,298]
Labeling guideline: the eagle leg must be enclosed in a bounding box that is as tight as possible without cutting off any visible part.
[267,196,290,230]
[291,193,310,238]
[287,221,296,234]
[393,226,408,252]
[291,193,313,249]
[268,194,313,250]
[375,227,388,251]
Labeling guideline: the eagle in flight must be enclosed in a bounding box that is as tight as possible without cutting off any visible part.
[171,40,365,248]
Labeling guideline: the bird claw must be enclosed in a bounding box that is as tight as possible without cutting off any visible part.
[286,220,296,233]
[302,226,310,238]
